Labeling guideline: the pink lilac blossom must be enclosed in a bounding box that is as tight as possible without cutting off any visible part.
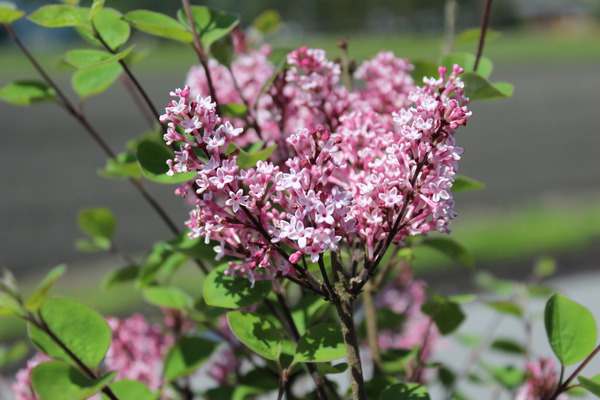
[515,358,568,400]
[12,315,172,399]
[167,46,471,284]
[375,267,438,382]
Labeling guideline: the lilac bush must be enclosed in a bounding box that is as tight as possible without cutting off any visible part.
[1,1,599,400]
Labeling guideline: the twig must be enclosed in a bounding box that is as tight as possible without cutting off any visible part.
[474,0,494,72]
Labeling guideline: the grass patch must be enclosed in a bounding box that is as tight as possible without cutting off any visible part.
[412,201,600,272]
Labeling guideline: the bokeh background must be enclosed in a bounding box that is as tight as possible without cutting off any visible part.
[1,0,600,396]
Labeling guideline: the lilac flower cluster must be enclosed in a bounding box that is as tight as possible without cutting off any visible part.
[12,314,171,400]
[164,46,471,283]
[515,358,568,400]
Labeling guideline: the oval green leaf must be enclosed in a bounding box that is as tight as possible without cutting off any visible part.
[461,71,513,101]
[28,298,111,368]
[98,152,142,180]
[0,80,56,106]
[485,300,522,317]
[227,311,283,361]
[31,361,116,400]
[72,62,122,99]
[163,336,218,381]
[64,46,134,69]
[24,265,66,312]
[545,293,598,366]
[0,2,25,24]
[136,140,197,183]
[176,6,239,49]
[92,8,130,50]
[294,324,345,363]
[203,263,272,309]
[136,242,188,288]
[143,286,192,310]
[28,4,83,27]
[452,175,485,193]
[102,265,139,289]
[78,207,116,239]
[123,10,192,43]
[88,0,104,21]
[100,380,155,400]
[579,375,600,397]
[420,237,474,268]
[379,383,431,400]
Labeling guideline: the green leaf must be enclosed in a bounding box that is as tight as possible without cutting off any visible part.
[92,8,130,50]
[205,385,263,400]
[455,28,501,46]
[0,268,19,297]
[203,263,272,309]
[452,175,485,193]
[481,363,525,389]
[123,10,192,43]
[578,375,600,397]
[98,152,142,180]
[31,361,116,400]
[24,265,66,312]
[28,298,111,368]
[74,237,111,252]
[545,293,598,366]
[143,286,192,310]
[461,72,513,101]
[422,294,465,335]
[441,52,493,78]
[211,39,234,67]
[420,237,474,268]
[316,362,348,375]
[100,380,155,400]
[136,140,197,183]
[474,271,516,296]
[177,6,239,49]
[227,143,276,169]
[0,341,28,369]
[78,207,116,239]
[533,256,557,278]
[366,377,399,400]
[291,295,331,335]
[163,336,218,381]
[380,348,419,375]
[0,2,25,24]
[220,103,248,119]
[72,62,122,99]
[227,311,283,361]
[28,4,83,27]
[0,80,56,105]
[64,46,134,69]
[165,233,214,260]
[136,242,188,287]
[102,265,139,289]
[252,10,281,34]
[0,292,24,316]
[485,301,522,317]
[254,48,289,112]
[409,58,440,83]
[379,383,431,400]
[294,324,345,363]
[88,0,104,21]
[490,339,525,355]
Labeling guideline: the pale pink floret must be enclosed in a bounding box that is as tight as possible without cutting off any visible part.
[515,358,568,400]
